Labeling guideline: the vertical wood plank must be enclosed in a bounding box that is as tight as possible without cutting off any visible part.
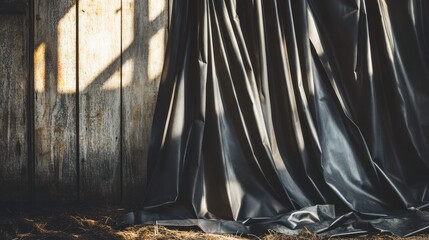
[0,6,29,202]
[79,0,122,202]
[34,0,78,202]
[121,0,168,204]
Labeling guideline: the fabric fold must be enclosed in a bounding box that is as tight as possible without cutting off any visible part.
[129,0,429,237]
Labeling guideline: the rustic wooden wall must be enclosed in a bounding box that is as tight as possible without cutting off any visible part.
[0,0,30,202]
[121,0,169,204]
[0,0,169,204]
[34,0,78,202]
[78,0,123,203]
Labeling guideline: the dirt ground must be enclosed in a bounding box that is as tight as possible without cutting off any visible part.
[0,204,428,240]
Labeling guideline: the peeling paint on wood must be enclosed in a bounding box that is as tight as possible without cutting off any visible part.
[0,10,29,202]
[34,0,78,202]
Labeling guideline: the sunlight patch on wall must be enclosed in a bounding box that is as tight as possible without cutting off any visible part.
[148,27,165,81]
[120,58,134,88]
[100,69,122,90]
[34,42,46,93]
[79,31,120,91]
[57,4,77,94]
[149,0,166,22]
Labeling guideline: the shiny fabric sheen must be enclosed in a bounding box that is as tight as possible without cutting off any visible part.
[124,0,429,237]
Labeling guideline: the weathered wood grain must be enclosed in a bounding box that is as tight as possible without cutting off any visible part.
[121,0,168,204]
[78,0,121,202]
[34,0,78,202]
[0,11,29,202]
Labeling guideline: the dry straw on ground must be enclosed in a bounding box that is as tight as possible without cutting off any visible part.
[0,205,428,240]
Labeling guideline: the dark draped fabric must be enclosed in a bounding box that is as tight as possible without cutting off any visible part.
[123,0,429,237]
